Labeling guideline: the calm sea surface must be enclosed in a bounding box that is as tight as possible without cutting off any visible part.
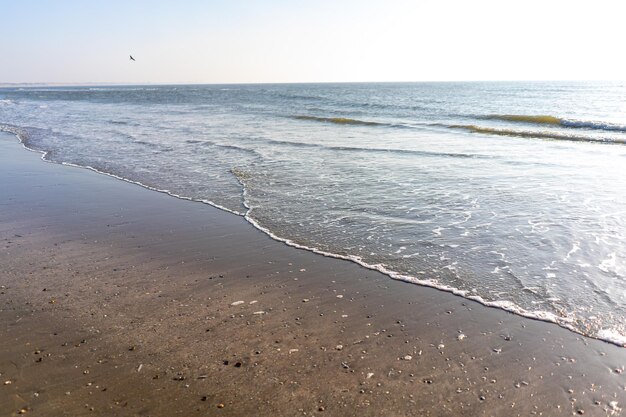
[2,82,625,345]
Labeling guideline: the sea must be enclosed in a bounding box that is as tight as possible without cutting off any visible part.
[1,82,625,346]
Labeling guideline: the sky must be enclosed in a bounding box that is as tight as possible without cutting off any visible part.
[1,0,625,84]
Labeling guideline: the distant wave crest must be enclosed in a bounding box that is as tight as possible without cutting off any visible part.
[481,114,562,125]
[451,124,626,144]
[481,114,626,133]
[245,135,489,159]
[294,115,387,126]
[561,119,626,132]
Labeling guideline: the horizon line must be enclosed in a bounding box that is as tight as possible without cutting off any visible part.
[1,79,625,88]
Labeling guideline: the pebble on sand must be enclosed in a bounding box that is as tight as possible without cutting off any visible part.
[335,345,343,351]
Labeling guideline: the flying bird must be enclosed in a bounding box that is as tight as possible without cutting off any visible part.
[129,55,136,61]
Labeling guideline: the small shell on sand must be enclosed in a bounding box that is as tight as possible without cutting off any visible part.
[457,334,467,341]
[230,301,245,306]
[253,311,265,315]
[289,349,299,354]
[336,295,344,299]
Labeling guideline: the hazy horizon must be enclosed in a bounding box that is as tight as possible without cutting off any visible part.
[3,79,626,88]
[2,0,626,84]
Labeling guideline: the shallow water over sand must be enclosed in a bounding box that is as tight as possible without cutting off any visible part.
[1,82,625,344]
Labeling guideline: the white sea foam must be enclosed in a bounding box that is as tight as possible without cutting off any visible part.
[597,329,626,347]
[599,253,617,273]
[563,241,580,261]
[230,170,626,348]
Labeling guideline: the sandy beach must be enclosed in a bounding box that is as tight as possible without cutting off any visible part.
[0,131,624,416]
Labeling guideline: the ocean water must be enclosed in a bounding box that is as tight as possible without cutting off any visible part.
[1,82,625,346]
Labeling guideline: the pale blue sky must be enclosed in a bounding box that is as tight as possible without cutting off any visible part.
[1,0,625,84]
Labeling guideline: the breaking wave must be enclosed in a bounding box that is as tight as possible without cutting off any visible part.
[293,115,389,126]
[451,124,626,145]
[481,114,626,132]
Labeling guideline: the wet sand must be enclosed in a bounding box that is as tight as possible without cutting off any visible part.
[0,131,624,416]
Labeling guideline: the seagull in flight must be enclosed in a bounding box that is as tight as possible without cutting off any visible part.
[129,55,136,61]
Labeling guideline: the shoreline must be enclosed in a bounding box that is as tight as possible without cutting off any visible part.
[3,125,622,347]
[0,131,624,416]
